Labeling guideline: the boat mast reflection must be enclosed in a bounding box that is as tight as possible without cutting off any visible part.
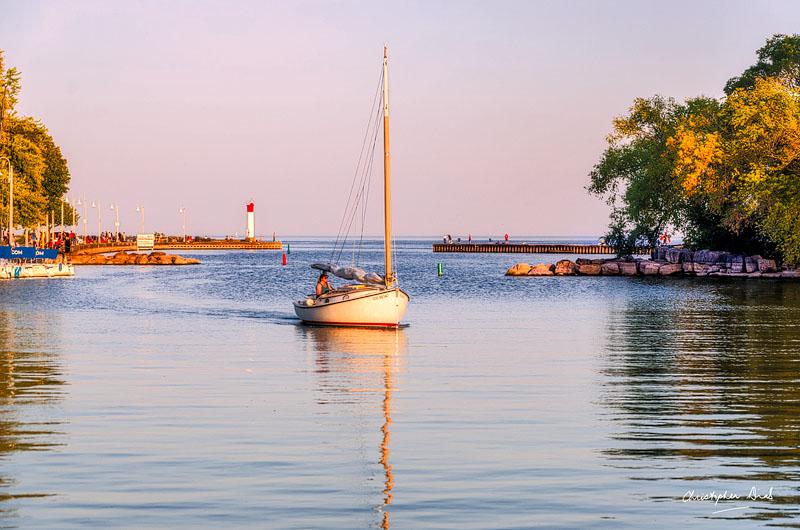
[300,325,407,529]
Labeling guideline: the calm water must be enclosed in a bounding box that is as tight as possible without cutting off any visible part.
[2,239,800,529]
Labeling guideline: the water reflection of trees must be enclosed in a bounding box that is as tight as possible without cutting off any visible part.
[0,310,66,517]
[601,281,800,518]
[298,325,406,530]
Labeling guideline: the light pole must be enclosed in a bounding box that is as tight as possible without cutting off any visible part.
[179,207,186,242]
[110,203,120,241]
[136,205,145,234]
[78,197,88,242]
[68,196,75,229]
[0,157,12,246]
[91,200,101,242]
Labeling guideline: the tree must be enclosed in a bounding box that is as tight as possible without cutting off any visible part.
[725,34,800,94]
[0,50,74,236]
[590,34,800,264]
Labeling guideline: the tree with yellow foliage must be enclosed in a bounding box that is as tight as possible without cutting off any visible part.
[590,34,800,263]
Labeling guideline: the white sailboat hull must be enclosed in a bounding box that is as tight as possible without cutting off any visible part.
[0,263,75,279]
[294,286,409,327]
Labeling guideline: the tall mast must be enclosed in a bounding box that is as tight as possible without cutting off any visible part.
[382,44,393,287]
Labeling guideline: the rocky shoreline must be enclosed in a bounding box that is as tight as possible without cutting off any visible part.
[506,249,798,279]
[70,251,201,266]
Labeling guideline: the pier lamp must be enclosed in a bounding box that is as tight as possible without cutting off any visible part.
[91,201,101,241]
[110,203,120,241]
[179,207,187,242]
[136,205,145,234]
[0,157,12,246]
[77,197,88,242]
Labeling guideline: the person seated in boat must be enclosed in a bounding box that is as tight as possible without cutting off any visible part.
[316,272,334,297]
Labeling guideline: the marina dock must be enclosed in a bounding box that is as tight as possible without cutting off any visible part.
[432,243,650,254]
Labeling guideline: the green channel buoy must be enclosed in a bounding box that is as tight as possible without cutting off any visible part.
[437,262,443,276]
[287,243,291,254]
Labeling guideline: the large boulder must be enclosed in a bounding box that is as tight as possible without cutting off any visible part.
[149,251,167,258]
[757,258,777,273]
[135,254,149,265]
[619,262,638,276]
[528,263,555,276]
[639,261,662,275]
[744,256,758,273]
[554,259,577,275]
[729,255,745,273]
[665,248,682,264]
[600,261,620,275]
[506,263,532,276]
[659,263,683,276]
[782,270,800,279]
[576,258,605,265]
[173,256,200,265]
[88,254,108,265]
[682,262,694,274]
[576,263,601,275]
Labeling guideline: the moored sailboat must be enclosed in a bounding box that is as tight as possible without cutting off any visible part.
[293,45,409,327]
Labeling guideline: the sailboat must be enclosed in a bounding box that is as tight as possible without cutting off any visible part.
[293,45,409,327]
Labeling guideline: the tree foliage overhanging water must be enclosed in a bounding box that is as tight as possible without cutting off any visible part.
[589,34,800,264]
[0,50,73,232]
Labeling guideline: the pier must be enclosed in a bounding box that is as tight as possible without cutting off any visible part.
[432,243,650,255]
[70,240,283,255]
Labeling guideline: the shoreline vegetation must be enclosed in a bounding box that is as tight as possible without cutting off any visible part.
[589,34,800,267]
[1,50,74,242]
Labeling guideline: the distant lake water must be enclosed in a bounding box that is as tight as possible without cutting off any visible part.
[2,238,799,529]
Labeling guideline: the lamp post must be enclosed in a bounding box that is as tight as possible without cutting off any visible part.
[0,157,12,246]
[77,197,88,242]
[136,205,145,234]
[179,207,186,242]
[110,203,120,241]
[91,200,101,242]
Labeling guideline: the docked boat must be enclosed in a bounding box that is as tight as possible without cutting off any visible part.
[0,246,75,279]
[293,45,409,327]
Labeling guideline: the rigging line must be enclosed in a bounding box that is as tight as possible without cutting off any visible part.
[330,68,384,263]
[357,101,380,265]
[331,69,382,255]
[335,96,383,265]
[333,93,382,264]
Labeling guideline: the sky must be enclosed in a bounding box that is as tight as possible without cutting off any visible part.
[1,0,799,238]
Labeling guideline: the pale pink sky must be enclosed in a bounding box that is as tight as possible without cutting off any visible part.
[2,0,798,237]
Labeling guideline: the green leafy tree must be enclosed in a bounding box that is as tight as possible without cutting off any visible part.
[0,50,74,235]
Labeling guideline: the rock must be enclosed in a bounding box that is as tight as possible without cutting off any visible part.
[680,249,693,263]
[653,247,668,261]
[506,263,532,276]
[576,263,602,275]
[149,251,167,257]
[781,270,800,279]
[88,254,108,265]
[528,263,555,276]
[619,262,638,276]
[554,259,577,275]
[693,250,729,264]
[173,256,200,265]
[135,254,149,265]
[762,272,782,279]
[665,248,682,263]
[600,262,620,275]
[576,258,605,265]
[729,255,745,273]
[682,262,694,273]
[692,263,711,276]
[744,256,758,273]
[757,258,777,273]
[639,261,662,275]
[153,254,173,265]
[659,263,683,276]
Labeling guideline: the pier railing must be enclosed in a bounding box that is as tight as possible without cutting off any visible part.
[432,243,651,255]
[69,240,283,254]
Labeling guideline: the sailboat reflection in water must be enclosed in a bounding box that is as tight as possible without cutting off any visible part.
[293,45,409,327]
[301,325,406,529]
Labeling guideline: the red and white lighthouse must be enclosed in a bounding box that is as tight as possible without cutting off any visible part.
[246,201,255,240]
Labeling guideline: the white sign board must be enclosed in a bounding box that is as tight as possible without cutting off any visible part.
[136,233,155,251]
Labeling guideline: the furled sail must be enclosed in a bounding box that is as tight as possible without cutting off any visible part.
[310,263,384,285]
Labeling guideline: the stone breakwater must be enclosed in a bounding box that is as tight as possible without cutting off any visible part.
[506,249,799,279]
[70,251,200,266]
